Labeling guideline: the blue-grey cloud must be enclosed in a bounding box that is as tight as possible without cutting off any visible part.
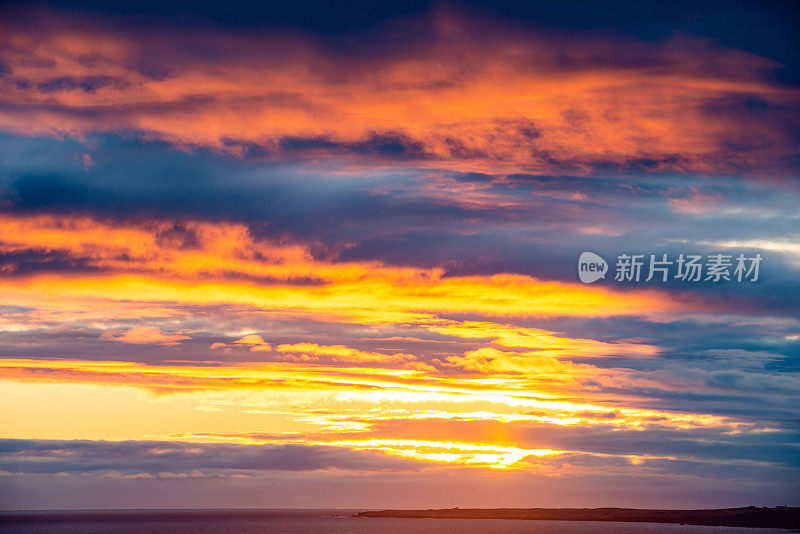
[0,439,419,475]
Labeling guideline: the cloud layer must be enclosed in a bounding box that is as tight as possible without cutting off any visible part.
[1,8,798,177]
[0,1,798,510]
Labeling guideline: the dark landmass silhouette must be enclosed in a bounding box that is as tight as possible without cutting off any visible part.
[355,506,800,528]
[0,507,797,528]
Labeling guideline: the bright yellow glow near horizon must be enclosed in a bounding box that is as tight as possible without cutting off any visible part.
[0,355,762,471]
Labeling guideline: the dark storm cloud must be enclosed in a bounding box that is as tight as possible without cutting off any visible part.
[5,0,797,81]
[218,131,433,162]
[537,427,800,468]
[34,75,131,94]
[0,249,102,276]
[528,316,800,371]
[0,135,455,229]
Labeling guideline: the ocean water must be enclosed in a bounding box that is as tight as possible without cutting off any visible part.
[0,511,793,534]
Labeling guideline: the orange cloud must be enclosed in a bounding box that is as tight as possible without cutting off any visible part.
[0,213,692,329]
[1,11,797,177]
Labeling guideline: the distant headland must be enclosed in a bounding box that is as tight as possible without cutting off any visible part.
[355,506,799,529]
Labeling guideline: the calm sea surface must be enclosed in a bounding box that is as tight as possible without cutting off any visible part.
[0,510,793,534]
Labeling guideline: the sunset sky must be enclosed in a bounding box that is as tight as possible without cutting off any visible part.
[0,0,798,510]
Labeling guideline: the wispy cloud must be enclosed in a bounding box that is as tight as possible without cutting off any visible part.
[99,326,190,346]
